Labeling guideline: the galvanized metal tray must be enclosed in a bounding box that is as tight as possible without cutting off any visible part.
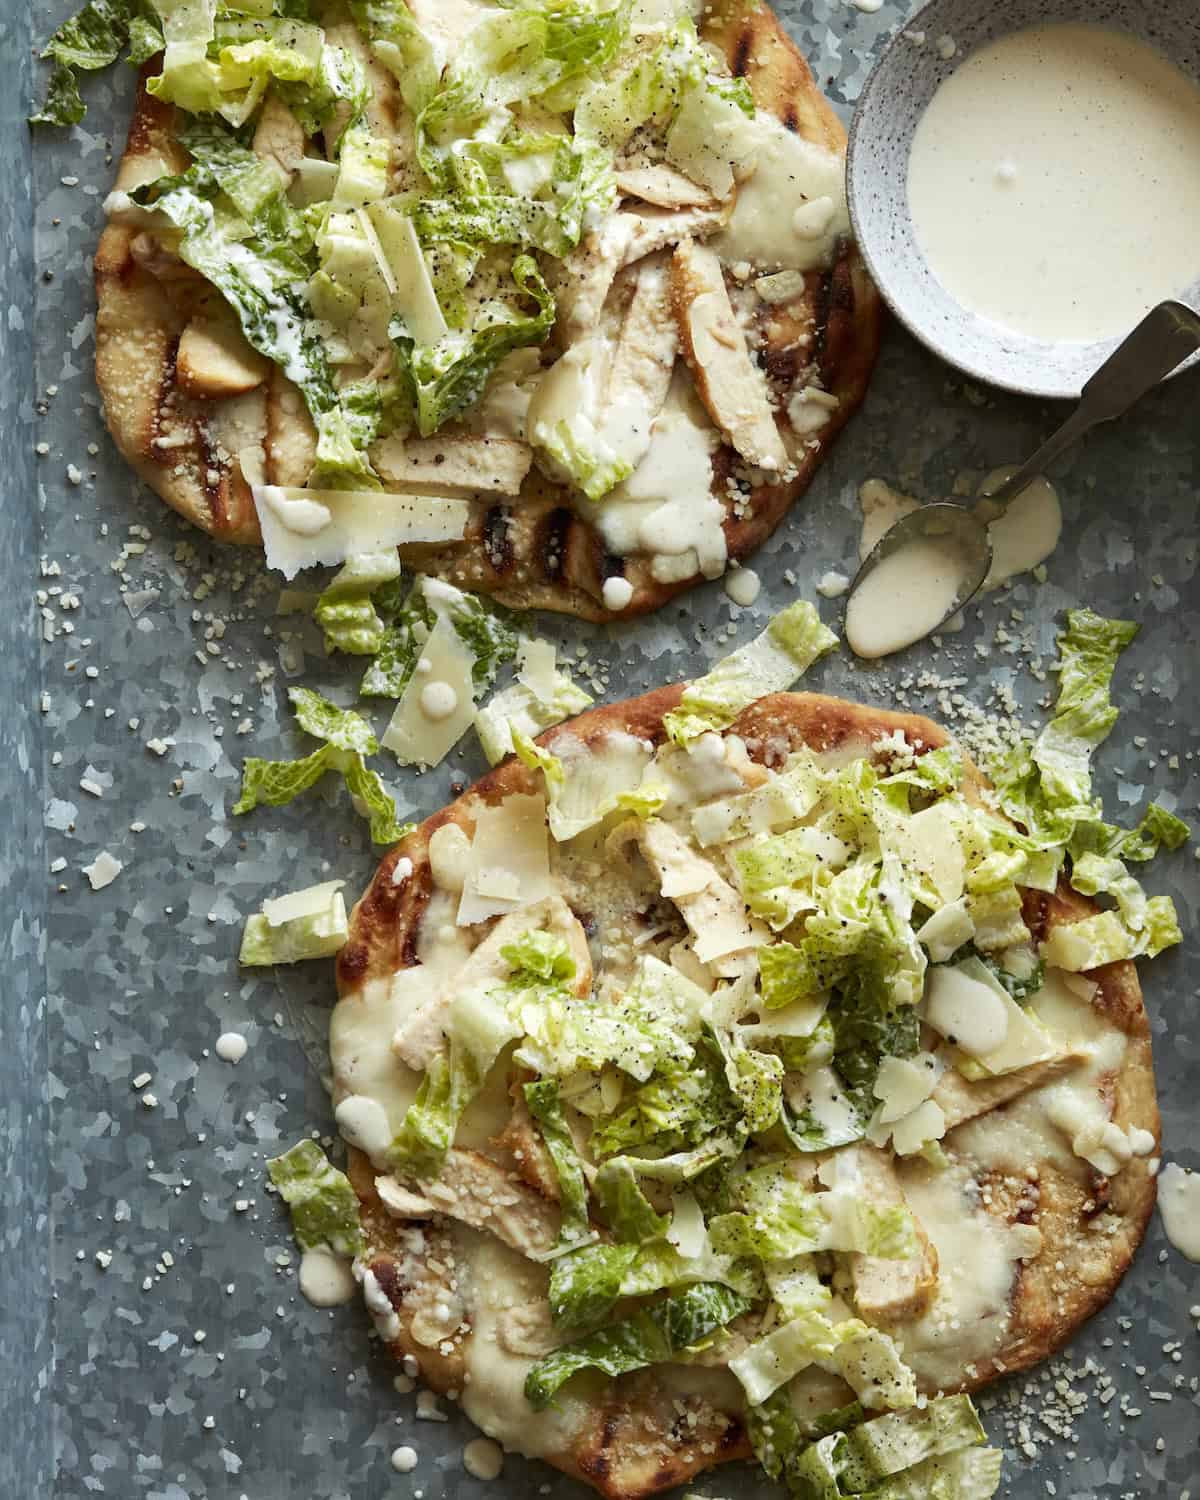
[5,1,1197,1495]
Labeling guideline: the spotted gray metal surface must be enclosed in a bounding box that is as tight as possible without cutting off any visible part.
[9,1,1199,1497]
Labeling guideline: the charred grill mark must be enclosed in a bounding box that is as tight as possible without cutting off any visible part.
[718,1417,746,1452]
[1085,1175,1113,1218]
[368,1256,406,1310]
[732,27,753,78]
[147,333,182,461]
[602,553,626,580]
[764,341,803,384]
[783,103,801,132]
[337,942,370,987]
[1021,889,1054,945]
[196,417,227,533]
[818,250,859,388]
[810,264,835,371]
[540,507,574,582]
[483,504,514,574]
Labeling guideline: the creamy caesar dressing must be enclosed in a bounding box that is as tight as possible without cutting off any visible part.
[907,23,1200,342]
[895,1160,1034,1386]
[844,535,971,659]
[714,114,849,272]
[976,470,1062,590]
[1157,1163,1200,1261]
[298,1245,358,1307]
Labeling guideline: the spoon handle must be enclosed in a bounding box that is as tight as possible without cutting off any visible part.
[985,299,1200,511]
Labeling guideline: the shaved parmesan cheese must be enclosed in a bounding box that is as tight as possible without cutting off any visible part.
[253,485,469,579]
[517,637,560,703]
[457,794,555,927]
[83,851,123,890]
[891,801,965,905]
[382,617,477,767]
[262,879,346,927]
[666,1192,707,1259]
[916,898,975,962]
[366,205,450,347]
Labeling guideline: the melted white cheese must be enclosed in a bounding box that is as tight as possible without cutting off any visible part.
[908,23,1200,342]
[714,114,848,272]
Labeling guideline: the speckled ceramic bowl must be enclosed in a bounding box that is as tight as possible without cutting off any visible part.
[846,0,1200,399]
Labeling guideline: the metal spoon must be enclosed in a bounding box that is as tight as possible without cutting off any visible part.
[847,299,1200,645]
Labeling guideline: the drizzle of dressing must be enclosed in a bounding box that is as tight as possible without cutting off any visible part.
[463,1438,505,1481]
[298,1245,357,1307]
[907,23,1200,342]
[844,535,971,659]
[602,575,635,611]
[214,1031,247,1064]
[724,568,761,607]
[390,1445,419,1473]
[1157,1163,1200,1261]
[420,680,459,721]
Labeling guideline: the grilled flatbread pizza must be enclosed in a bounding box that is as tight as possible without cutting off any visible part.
[90,0,881,618]
[297,654,1162,1498]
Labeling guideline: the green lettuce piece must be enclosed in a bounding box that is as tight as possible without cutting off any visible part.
[311,405,384,492]
[239,883,349,966]
[1100,802,1191,862]
[390,982,520,1177]
[289,686,377,752]
[839,1395,985,1491]
[664,601,838,744]
[314,553,404,656]
[503,930,577,984]
[747,1390,863,1487]
[349,0,439,118]
[708,1024,784,1134]
[857,1446,1002,1500]
[361,575,520,699]
[332,123,391,207]
[234,688,412,845]
[148,11,326,127]
[709,1166,919,1261]
[31,0,159,127]
[524,1080,591,1246]
[729,1310,846,1404]
[548,1242,638,1329]
[235,743,336,811]
[594,1158,671,1244]
[524,1282,751,1410]
[1040,898,1182,970]
[1032,609,1139,808]
[395,253,556,436]
[513,729,658,842]
[268,1139,364,1259]
[592,1047,741,1161]
[476,670,593,765]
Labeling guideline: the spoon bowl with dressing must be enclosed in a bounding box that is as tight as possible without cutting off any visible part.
[846,0,1200,399]
[845,300,1200,660]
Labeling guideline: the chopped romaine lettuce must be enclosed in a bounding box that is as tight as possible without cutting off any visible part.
[234,688,413,845]
[664,601,838,744]
[514,728,653,842]
[548,1241,638,1329]
[1040,899,1183,970]
[594,1158,671,1244]
[524,1281,750,1409]
[476,644,593,764]
[314,552,403,655]
[32,0,159,127]
[361,574,520,699]
[839,1395,986,1491]
[524,1079,592,1247]
[240,879,349,966]
[267,1139,364,1259]
[709,1165,918,1262]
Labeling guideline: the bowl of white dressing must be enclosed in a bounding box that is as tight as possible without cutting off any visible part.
[846,0,1200,397]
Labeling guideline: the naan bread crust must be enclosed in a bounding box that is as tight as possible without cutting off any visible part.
[333,690,1159,1498]
[94,1,882,617]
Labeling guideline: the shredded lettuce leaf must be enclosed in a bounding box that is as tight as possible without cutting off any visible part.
[267,1139,364,1259]
[524,1281,750,1409]
[524,1079,592,1247]
[32,0,161,127]
[361,574,520,699]
[314,552,403,655]
[234,687,412,845]
[710,1163,919,1262]
[664,602,838,744]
